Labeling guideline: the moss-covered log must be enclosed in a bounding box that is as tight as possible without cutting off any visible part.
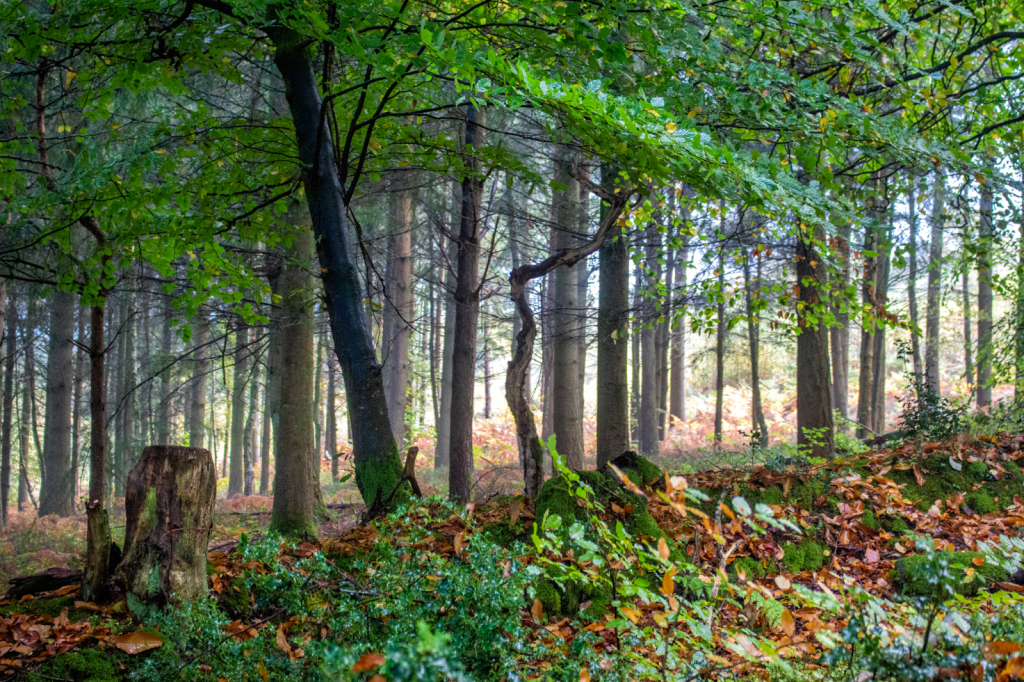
[116,445,216,616]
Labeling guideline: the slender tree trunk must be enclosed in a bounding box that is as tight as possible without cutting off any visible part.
[631,265,642,444]
[188,312,210,449]
[157,296,173,445]
[714,246,726,446]
[1016,165,1024,403]
[541,272,554,444]
[38,290,75,516]
[2,289,15,521]
[907,182,923,385]
[796,226,834,458]
[228,321,249,497]
[977,169,994,408]
[327,351,338,481]
[314,335,323,460]
[449,104,485,503]
[857,201,879,438]
[259,346,272,496]
[670,226,690,426]
[243,360,259,497]
[119,294,136,498]
[657,245,673,442]
[577,178,590,445]
[482,314,492,419]
[871,218,892,435]
[639,220,660,457]
[551,145,585,469]
[964,268,974,393]
[383,180,414,446]
[925,171,945,395]
[24,302,41,507]
[0,285,6,526]
[269,29,403,510]
[72,304,86,509]
[596,163,630,467]
[435,234,457,468]
[744,253,768,442]
[830,220,851,421]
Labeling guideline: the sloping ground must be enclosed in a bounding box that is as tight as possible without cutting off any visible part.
[2,433,1024,681]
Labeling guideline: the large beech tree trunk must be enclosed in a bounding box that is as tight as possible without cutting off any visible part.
[269,199,319,537]
[551,146,585,469]
[925,171,945,395]
[596,163,630,468]
[795,226,834,458]
[116,445,215,613]
[269,27,403,510]
[188,312,210,449]
[449,105,485,503]
[39,290,75,517]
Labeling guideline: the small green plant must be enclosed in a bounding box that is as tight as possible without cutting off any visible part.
[895,340,965,442]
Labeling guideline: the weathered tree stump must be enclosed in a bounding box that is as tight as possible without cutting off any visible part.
[115,446,216,615]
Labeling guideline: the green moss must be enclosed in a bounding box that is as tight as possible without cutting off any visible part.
[0,595,75,618]
[267,510,319,540]
[534,581,560,618]
[781,540,826,574]
[789,480,824,510]
[760,486,784,506]
[218,577,252,619]
[966,460,990,481]
[890,454,1024,511]
[861,509,879,530]
[25,649,122,682]
[966,490,998,515]
[895,551,1009,598]
[353,448,406,512]
[478,521,529,549]
[892,517,910,534]
[606,451,662,486]
[730,556,777,580]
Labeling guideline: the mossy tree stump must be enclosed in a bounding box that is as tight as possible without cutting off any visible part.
[116,446,216,615]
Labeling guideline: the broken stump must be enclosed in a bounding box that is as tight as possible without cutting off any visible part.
[115,445,216,615]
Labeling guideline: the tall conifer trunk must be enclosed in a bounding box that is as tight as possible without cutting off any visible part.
[925,171,945,395]
[977,169,994,408]
[39,290,75,516]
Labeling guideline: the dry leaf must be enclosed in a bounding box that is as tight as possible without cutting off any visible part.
[352,653,386,672]
[114,631,163,655]
[778,609,796,637]
[454,532,464,555]
[579,667,591,682]
[658,537,670,560]
[775,575,792,590]
[531,598,544,622]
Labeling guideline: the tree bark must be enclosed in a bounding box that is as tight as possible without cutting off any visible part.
[639,218,660,458]
[435,236,457,468]
[19,306,35,511]
[383,179,414,447]
[157,296,173,445]
[327,350,338,481]
[228,320,249,497]
[714,243,726,446]
[631,265,642,444]
[670,212,690,427]
[977,169,994,408]
[857,199,879,439]
[964,268,974,394]
[657,244,673,441]
[116,445,216,611]
[830,219,851,421]
[259,341,272,496]
[907,181,923,385]
[243,359,258,496]
[188,312,210,449]
[449,104,485,503]
[39,290,75,517]
[551,145,585,469]
[596,163,630,468]
[268,199,318,538]
[796,226,834,458]
[71,305,86,510]
[925,171,945,395]
[0,287,12,526]
[871,218,891,436]
[269,28,403,510]
[743,251,768,443]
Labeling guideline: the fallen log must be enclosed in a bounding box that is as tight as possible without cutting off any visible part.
[4,567,83,599]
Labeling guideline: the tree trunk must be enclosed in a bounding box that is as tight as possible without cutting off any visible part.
[657,244,673,442]
[551,145,585,469]
[0,287,12,526]
[116,445,216,613]
[188,312,210,449]
[482,314,492,419]
[314,335,323,462]
[796,226,834,458]
[631,265,642,444]
[830,219,851,421]
[243,360,258,497]
[39,290,75,517]
[383,180,414,447]
[670,223,690,426]
[964,268,974,393]
[596,163,630,468]
[639,220,660,458]
[228,321,249,497]
[269,28,403,510]
[19,306,36,510]
[743,252,768,443]
[977,170,994,408]
[327,350,338,481]
[925,171,945,395]
[857,205,879,438]
[449,104,485,503]
[435,236,457,468]
[259,345,272,496]
[269,199,318,538]
[157,296,173,445]
[119,294,136,498]
[907,182,923,385]
[870,210,892,436]
[714,245,726,446]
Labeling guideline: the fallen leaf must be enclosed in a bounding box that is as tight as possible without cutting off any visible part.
[531,598,544,622]
[778,609,796,637]
[352,653,385,672]
[775,575,792,591]
[454,532,464,555]
[579,667,591,682]
[276,625,291,654]
[658,538,670,560]
[973,556,985,567]
[114,631,163,655]
[865,548,879,564]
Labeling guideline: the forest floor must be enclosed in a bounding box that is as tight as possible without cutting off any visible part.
[3,429,1024,680]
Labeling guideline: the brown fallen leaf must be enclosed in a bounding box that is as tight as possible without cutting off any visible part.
[114,631,163,655]
[531,598,544,622]
[352,652,386,672]
[778,609,796,637]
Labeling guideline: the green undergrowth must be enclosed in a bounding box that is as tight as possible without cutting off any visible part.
[893,550,1010,598]
[24,648,126,682]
